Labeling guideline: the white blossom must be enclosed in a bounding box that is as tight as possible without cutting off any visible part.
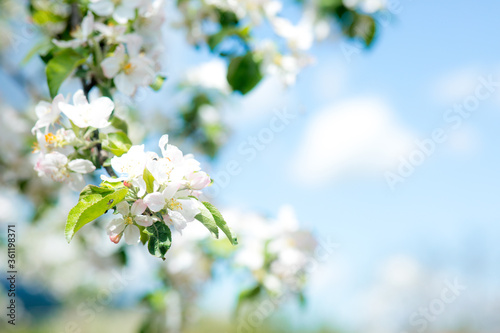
[52,12,95,48]
[106,200,153,245]
[100,35,156,96]
[34,152,95,190]
[58,90,114,129]
[31,94,65,134]
[89,0,140,24]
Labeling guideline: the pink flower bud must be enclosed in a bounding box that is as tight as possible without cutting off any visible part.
[109,233,122,244]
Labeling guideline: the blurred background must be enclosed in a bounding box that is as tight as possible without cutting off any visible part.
[1,0,500,332]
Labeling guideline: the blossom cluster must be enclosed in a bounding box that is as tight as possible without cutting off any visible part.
[176,0,326,86]
[103,134,212,245]
[227,205,317,296]
[32,90,114,190]
[33,0,165,96]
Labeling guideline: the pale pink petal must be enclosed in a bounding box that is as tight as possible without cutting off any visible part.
[73,90,88,106]
[89,0,114,16]
[135,215,153,227]
[124,225,140,245]
[162,182,180,200]
[116,201,129,216]
[131,199,147,216]
[106,218,126,236]
[143,192,165,212]
[114,72,136,96]
[68,159,96,174]
[101,56,122,78]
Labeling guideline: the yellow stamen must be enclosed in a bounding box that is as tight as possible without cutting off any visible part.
[31,142,40,153]
[169,198,182,210]
[123,63,134,75]
[45,133,57,144]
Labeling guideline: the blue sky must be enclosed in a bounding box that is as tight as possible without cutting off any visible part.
[199,0,500,329]
[2,0,500,330]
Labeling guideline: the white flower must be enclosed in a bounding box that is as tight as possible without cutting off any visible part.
[146,135,201,187]
[94,22,127,44]
[186,171,211,190]
[184,60,230,93]
[89,0,140,24]
[272,16,314,51]
[34,128,76,154]
[106,200,153,245]
[144,184,200,234]
[108,145,148,180]
[31,94,65,134]
[34,152,95,190]
[58,90,114,129]
[100,35,156,96]
[258,41,311,85]
[53,12,94,48]
[344,0,386,13]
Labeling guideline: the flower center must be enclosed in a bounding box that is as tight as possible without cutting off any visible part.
[168,198,183,211]
[45,133,57,144]
[123,63,134,75]
[125,216,134,225]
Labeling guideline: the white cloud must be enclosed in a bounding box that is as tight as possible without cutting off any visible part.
[431,67,482,104]
[290,97,416,186]
[226,76,290,126]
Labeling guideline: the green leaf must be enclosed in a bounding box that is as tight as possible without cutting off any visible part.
[110,116,128,134]
[350,14,376,47]
[227,52,263,94]
[142,167,155,194]
[194,202,219,238]
[149,75,167,91]
[138,226,149,245]
[208,27,250,52]
[32,10,65,25]
[46,49,88,98]
[144,222,172,260]
[22,39,53,65]
[208,30,227,51]
[217,9,239,27]
[236,284,262,314]
[298,291,307,308]
[65,185,129,242]
[202,202,237,245]
[102,131,132,157]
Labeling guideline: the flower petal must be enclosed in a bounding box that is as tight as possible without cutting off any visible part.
[114,72,136,96]
[101,56,122,78]
[143,192,165,212]
[89,0,114,16]
[177,198,200,222]
[135,215,153,227]
[123,225,140,245]
[116,201,129,216]
[158,134,169,156]
[73,90,88,106]
[131,199,147,216]
[162,182,180,200]
[68,159,96,174]
[106,218,126,236]
[165,210,187,233]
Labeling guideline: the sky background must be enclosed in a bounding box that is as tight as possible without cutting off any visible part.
[188,0,500,330]
[2,0,500,331]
